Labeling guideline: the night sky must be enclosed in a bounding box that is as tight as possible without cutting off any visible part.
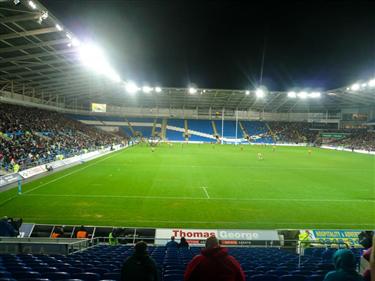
[41,0,375,91]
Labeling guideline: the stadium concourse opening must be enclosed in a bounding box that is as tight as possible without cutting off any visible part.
[0,0,374,281]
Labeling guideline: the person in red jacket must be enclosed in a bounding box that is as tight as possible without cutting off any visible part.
[184,236,245,281]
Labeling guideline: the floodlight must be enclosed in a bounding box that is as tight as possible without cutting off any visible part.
[245,90,250,95]
[346,87,350,90]
[56,24,63,31]
[287,91,296,98]
[66,33,72,39]
[142,86,153,93]
[109,72,121,83]
[309,92,321,98]
[297,91,308,99]
[13,0,21,5]
[78,43,121,83]
[327,92,337,96]
[361,83,367,88]
[125,81,139,94]
[155,86,162,93]
[189,87,197,94]
[71,38,81,47]
[28,0,36,9]
[255,88,265,98]
[369,79,375,87]
[350,83,360,91]
[41,11,48,19]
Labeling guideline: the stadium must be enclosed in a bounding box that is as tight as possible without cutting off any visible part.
[0,1,374,281]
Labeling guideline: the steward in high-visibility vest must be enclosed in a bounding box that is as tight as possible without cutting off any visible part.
[109,231,118,246]
[13,163,20,173]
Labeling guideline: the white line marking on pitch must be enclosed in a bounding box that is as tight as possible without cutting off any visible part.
[0,152,120,207]
[200,186,210,199]
[22,193,374,203]
[23,152,119,195]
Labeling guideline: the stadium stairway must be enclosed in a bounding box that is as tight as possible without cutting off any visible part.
[124,119,135,137]
[184,120,189,141]
[211,120,219,139]
[266,123,277,143]
[161,119,167,140]
[239,121,249,139]
[0,246,362,281]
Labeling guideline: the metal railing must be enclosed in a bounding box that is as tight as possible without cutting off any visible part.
[0,237,99,255]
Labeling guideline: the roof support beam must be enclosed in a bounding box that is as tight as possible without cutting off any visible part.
[0,38,70,54]
[0,13,41,24]
[0,48,76,64]
[0,27,59,41]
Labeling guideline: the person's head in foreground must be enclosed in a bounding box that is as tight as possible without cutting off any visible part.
[323,249,365,281]
[134,241,148,257]
[205,235,219,249]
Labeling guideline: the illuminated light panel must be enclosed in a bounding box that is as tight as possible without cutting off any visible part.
[56,24,63,31]
[78,43,121,83]
[155,87,162,93]
[369,79,375,88]
[255,88,265,98]
[189,87,197,94]
[125,81,139,94]
[71,38,81,47]
[287,91,297,98]
[245,90,250,95]
[142,86,153,93]
[28,0,36,9]
[350,83,360,91]
[309,92,321,98]
[297,91,308,99]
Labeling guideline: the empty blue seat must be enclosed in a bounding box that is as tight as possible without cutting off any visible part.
[88,268,109,276]
[279,275,306,281]
[250,274,279,281]
[102,272,120,281]
[72,272,101,281]
[43,271,71,280]
[0,272,11,278]
[12,271,41,279]
[306,275,324,281]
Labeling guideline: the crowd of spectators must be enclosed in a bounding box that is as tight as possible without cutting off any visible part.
[267,122,375,151]
[328,130,375,152]
[0,102,123,172]
[267,122,319,144]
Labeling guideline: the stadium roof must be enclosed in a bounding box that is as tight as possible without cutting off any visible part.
[0,0,374,112]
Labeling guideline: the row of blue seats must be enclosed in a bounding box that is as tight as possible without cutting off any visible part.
[0,245,359,281]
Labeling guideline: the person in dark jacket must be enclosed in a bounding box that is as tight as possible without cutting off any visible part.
[184,236,245,281]
[165,236,178,248]
[121,241,159,281]
[0,217,18,237]
[178,237,189,249]
[323,249,365,281]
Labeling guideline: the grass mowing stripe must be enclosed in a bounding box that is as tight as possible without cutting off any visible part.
[0,149,125,207]
[17,217,374,227]
[23,150,123,195]
[23,193,374,203]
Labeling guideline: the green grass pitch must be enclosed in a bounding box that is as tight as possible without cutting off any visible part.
[0,144,374,229]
